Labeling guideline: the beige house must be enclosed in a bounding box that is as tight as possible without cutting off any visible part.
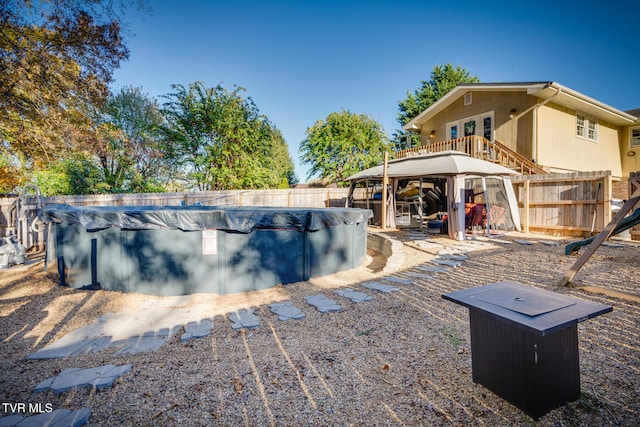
[403,82,640,184]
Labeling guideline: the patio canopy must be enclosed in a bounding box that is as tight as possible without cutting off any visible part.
[347,150,521,240]
[347,150,519,181]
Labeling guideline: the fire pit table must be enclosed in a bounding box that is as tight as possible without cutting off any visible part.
[442,281,612,419]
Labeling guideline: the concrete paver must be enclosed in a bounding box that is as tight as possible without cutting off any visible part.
[228,309,260,329]
[0,408,90,427]
[334,288,373,303]
[269,302,305,321]
[34,364,132,393]
[304,294,342,313]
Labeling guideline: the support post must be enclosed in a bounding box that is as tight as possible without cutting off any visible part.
[523,180,530,234]
[418,177,424,230]
[90,238,99,287]
[381,152,388,230]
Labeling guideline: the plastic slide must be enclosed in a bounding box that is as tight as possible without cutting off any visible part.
[565,208,640,255]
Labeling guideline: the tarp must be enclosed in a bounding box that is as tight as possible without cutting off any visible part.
[347,150,519,181]
[43,204,373,233]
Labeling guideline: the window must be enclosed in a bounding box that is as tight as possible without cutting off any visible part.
[464,92,472,105]
[631,127,640,148]
[576,113,598,141]
[446,111,494,141]
[483,117,492,140]
[464,120,476,136]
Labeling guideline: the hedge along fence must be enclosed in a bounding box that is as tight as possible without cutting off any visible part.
[510,171,614,238]
[0,187,368,247]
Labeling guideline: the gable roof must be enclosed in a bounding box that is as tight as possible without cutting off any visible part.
[626,108,640,119]
[403,81,638,131]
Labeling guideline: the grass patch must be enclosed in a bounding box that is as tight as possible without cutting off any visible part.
[442,324,463,348]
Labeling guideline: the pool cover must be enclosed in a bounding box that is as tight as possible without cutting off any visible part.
[43,204,372,233]
[44,204,372,295]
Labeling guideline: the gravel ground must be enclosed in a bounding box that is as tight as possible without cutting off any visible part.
[0,230,639,426]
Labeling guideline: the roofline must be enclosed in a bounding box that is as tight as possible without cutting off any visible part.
[403,81,637,131]
[537,82,638,123]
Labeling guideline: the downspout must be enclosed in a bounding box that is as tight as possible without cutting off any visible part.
[531,86,562,164]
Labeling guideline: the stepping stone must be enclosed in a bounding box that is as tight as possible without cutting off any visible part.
[116,326,180,355]
[432,258,463,267]
[181,318,214,342]
[514,239,536,245]
[415,240,444,250]
[539,240,561,247]
[34,364,132,393]
[450,243,479,251]
[602,242,625,248]
[0,408,91,427]
[28,336,113,360]
[28,305,208,359]
[489,238,512,244]
[404,271,433,279]
[229,309,261,329]
[362,282,399,293]
[416,264,448,273]
[304,294,342,313]
[407,233,430,239]
[438,253,468,261]
[334,288,373,303]
[382,276,413,285]
[269,302,305,321]
[0,415,23,426]
[457,240,492,249]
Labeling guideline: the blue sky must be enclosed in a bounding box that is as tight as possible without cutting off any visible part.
[112,0,640,183]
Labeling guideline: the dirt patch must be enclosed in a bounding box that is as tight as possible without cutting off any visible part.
[0,232,638,426]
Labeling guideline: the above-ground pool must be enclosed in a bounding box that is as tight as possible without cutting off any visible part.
[44,204,372,296]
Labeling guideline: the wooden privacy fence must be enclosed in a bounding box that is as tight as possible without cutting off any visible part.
[631,172,640,240]
[510,171,614,237]
[0,188,366,248]
[37,188,359,209]
[1,174,635,248]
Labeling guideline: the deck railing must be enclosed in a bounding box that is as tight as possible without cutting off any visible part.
[394,135,548,175]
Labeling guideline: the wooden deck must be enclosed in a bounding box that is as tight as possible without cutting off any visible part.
[394,135,548,175]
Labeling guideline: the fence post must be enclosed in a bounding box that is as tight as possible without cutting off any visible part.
[523,179,530,234]
[602,175,612,227]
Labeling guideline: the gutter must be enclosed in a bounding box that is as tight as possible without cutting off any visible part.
[510,86,562,163]
[532,87,562,163]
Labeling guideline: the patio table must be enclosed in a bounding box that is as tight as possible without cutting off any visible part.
[442,281,612,419]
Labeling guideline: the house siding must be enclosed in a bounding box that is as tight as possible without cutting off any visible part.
[537,103,622,177]
[620,125,640,177]
[410,85,634,180]
[418,91,537,152]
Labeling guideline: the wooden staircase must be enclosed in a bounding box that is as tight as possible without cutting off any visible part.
[394,135,548,175]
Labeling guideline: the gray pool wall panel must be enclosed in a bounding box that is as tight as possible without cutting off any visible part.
[47,205,370,296]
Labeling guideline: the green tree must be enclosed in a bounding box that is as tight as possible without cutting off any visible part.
[0,154,26,193]
[0,0,143,167]
[160,82,296,190]
[394,64,479,149]
[34,154,106,196]
[98,86,167,192]
[300,110,391,186]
